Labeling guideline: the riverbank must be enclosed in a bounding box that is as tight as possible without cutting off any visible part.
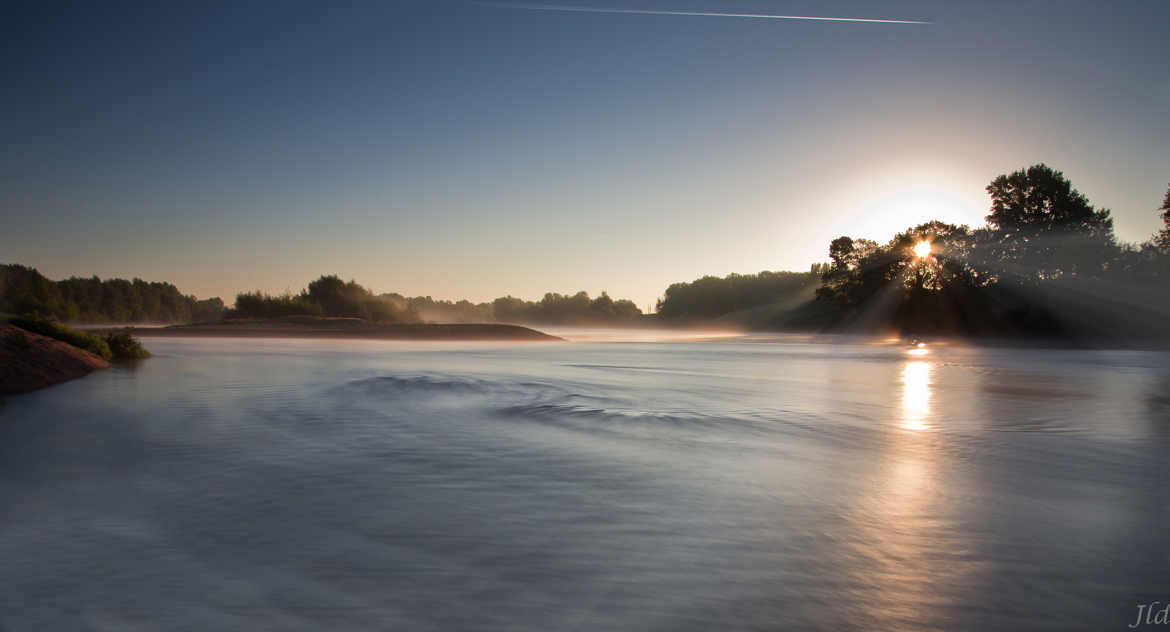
[105,317,563,341]
[0,324,110,395]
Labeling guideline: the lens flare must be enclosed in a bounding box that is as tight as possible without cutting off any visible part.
[913,240,932,258]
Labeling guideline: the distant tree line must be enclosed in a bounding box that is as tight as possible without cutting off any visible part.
[381,295,495,324]
[813,164,1170,340]
[655,268,825,321]
[230,275,419,322]
[229,277,644,325]
[0,264,225,323]
[492,291,642,325]
[1,264,648,327]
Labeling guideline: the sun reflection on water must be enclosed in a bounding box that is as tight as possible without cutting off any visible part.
[840,350,964,628]
[902,360,932,430]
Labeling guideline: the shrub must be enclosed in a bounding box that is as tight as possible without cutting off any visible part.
[10,314,113,361]
[104,330,151,360]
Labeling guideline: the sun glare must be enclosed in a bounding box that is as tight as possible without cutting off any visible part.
[838,185,980,241]
[913,240,932,258]
[901,360,932,430]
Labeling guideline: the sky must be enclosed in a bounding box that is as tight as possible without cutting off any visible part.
[4,0,1169,310]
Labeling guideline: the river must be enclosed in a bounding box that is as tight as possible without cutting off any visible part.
[2,333,1168,630]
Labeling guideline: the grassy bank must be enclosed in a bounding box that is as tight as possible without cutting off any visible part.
[8,315,150,360]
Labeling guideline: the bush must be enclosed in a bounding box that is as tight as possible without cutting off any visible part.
[104,330,151,360]
[10,314,113,361]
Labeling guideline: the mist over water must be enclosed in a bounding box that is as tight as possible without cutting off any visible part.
[2,335,1169,630]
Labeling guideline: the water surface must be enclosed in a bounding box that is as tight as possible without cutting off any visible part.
[3,335,1168,630]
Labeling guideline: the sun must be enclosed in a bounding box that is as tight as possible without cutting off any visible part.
[913,240,932,258]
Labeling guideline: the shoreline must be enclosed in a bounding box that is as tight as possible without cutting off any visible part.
[108,321,564,342]
[67,319,1170,350]
[0,324,110,395]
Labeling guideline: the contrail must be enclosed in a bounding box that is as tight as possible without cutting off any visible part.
[478,2,931,25]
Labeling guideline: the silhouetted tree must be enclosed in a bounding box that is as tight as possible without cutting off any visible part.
[1157,183,1170,251]
[978,164,1116,283]
[306,275,365,318]
[819,237,881,304]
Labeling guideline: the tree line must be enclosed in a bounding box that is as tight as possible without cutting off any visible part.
[0,265,646,327]
[0,265,225,323]
[231,275,415,322]
[229,278,645,325]
[492,291,642,325]
[655,268,826,321]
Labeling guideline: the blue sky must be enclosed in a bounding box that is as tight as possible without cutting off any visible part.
[4,0,1168,309]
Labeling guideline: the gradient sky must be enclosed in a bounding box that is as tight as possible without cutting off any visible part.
[4,0,1168,309]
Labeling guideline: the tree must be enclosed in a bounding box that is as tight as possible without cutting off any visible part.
[818,237,880,304]
[192,297,226,322]
[980,164,1116,282]
[492,296,529,322]
[827,236,856,273]
[306,275,357,316]
[1157,183,1170,251]
[305,274,400,320]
